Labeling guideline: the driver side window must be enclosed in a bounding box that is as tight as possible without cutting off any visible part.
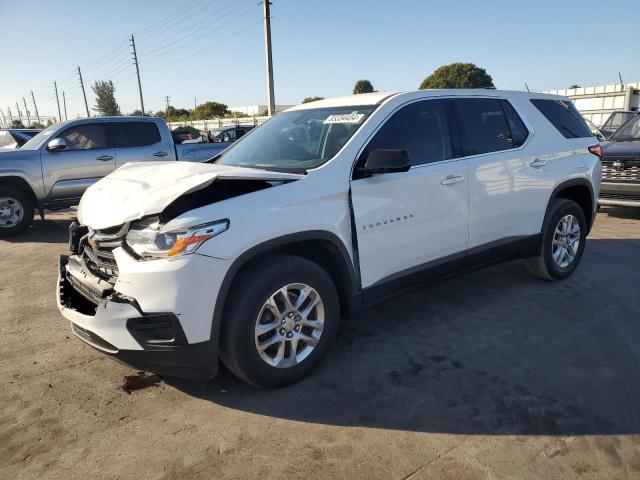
[59,124,107,150]
[358,99,453,172]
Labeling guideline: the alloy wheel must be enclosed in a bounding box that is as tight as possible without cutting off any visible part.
[552,214,580,268]
[254,283,325,368]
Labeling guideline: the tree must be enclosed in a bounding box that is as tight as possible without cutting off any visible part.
[568,84,580,89]
[91,80,121,116]
[130,109,149,116]
[10,120,24,128]
[302,96,325,104]
[193,101,228,119]
[353,80,374,94]
[419,63,494,89]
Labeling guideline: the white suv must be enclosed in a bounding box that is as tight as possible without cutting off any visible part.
[57,90,601,388]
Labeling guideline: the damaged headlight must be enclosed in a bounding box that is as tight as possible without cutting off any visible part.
[126,217,229,259]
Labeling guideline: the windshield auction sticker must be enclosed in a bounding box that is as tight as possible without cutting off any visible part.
[323,112,365,124]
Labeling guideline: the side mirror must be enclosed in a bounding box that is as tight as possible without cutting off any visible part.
[47,138,67,151]
[362,149,410,176]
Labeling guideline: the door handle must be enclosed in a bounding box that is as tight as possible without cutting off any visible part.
[440,175,465,186]
[153,151,168,157]
[96,155,113,161]
[530,158,547,168]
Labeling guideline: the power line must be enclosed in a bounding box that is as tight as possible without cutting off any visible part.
[143,19,262,73]
[140,1,260,63]
[135,0,211,38]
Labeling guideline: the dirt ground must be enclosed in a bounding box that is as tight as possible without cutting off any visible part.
[1,207,640,479]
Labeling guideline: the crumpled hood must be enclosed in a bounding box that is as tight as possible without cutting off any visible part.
[78,161,303,229]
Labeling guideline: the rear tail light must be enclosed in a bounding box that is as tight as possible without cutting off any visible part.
[588,145,603,161]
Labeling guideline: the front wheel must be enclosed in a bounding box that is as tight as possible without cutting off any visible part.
[524,198,587,280]
[219,255,340,388]
[0,186,34,237]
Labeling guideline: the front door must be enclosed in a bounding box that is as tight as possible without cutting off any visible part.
[41,123,115,201]
[350,99,469,289]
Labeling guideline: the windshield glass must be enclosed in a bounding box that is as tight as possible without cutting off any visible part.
[611,115,640,141]
[216,105,375,172]
[21,124,59,150]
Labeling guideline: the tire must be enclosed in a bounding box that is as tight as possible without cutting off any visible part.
[219,254,340,388]
[524,198,587,281]
[0,186,34,238]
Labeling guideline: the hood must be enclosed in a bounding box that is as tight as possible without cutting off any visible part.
[0,149,36,159]
[78,161,303,229]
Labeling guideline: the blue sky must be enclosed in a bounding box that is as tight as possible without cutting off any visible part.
[1,0,638,119]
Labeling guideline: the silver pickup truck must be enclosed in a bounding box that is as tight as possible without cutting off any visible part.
[0,116,230,236]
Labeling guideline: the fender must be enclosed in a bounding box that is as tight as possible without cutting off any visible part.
[546,177,596,231]
[208,230,360,343]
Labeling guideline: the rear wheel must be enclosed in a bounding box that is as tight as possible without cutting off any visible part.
[524,198,586,280]
[0,186,34,237]
[220,255,340,388]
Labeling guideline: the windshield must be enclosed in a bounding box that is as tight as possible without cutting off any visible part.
[216,106,375,173]
[611,115,640,142]
[21,124,59,150]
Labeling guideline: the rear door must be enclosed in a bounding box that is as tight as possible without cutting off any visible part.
[350,99,469,289]
[41,123,115,201]
[113,121,172,167]
[454,97,555,249]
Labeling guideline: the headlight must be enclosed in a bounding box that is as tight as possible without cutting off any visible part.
[126,217,229,259]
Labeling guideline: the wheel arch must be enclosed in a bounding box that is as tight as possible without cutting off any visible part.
[547,178,595,234]
[0,175,39,209]
[210,231,361,344]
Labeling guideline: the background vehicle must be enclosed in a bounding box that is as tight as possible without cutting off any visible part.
[583,118,606,141]
[182,125,255,144]
[600,111,638,139]
[599,114,640,208]
[57,90,600,388]
[0,128,41,149]
[0,117,230,236]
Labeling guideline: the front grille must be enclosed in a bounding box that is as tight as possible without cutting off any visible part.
[80,223,129,282]
[602,161,640,182]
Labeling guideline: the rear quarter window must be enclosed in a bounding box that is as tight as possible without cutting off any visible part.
[530,99,592,138]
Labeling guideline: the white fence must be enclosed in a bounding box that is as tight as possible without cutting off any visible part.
[167,116,270,132]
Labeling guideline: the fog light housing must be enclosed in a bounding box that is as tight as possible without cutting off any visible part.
[127,313,188,348]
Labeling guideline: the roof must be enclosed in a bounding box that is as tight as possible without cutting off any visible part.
[288,89,569,111]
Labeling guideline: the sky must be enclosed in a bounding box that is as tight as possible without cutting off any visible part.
[1,0,639,120]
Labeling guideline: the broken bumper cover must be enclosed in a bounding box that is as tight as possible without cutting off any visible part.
[57,254,218,379]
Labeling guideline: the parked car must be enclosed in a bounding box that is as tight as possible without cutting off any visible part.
[598,113,640,208]
[583,118,606,142]
[57,90,601,388]
[600,111,637,139]
[0,128,41,149]
[0,117,231,236]
[183,126,255,144]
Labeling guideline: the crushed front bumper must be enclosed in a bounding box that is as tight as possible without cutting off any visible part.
[57,254,218,379]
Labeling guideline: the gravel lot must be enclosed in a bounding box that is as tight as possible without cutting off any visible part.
[1,207,639,479]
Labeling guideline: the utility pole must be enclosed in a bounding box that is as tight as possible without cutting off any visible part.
[22,97,31,126]
[130,34,145,115]
[618,72,624,86]
[15,102,23,125]
[31,91,41,126]
[7,107,13,124]
[165,96,170,117]
[77,66,90,117]
[63,92,68,121]
[262,0,275,116]
[54,81,62,122]
[524,82,530,92]
[0,108,7,127]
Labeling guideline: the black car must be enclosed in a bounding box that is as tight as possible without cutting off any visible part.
[600,111,637,139]
[599,114,640,208]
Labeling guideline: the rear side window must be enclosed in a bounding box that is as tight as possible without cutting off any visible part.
[361,99,453,167]
[115,122,161,148]
[530,99,592,138]
[455,98,519,155]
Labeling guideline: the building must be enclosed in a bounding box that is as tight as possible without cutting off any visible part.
[543,83,639,127]
[228,104,295,116]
